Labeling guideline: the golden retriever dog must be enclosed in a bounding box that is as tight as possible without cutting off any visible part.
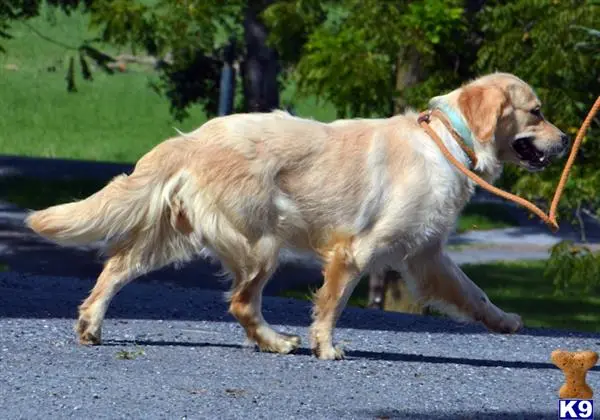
[26,72,568,360]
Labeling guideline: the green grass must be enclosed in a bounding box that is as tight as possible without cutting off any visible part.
[280,260,600,333]
[461,261,600,332]
[0,3,336,163]
[456,202,519,233]
[0,5,204,162]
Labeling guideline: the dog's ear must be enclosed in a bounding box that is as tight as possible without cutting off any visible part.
[458,85,507,143]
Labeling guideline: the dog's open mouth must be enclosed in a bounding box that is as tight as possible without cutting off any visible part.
[512,136,551,170]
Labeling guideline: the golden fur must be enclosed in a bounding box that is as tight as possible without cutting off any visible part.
[26,72,568,360]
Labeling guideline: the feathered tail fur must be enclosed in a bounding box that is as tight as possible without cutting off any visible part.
[26,173,167,246]
[26,166,256,275]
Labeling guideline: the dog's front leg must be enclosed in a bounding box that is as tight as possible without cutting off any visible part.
[401,245,523,333]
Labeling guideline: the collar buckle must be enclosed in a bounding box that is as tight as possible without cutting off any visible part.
[420,108,479,170]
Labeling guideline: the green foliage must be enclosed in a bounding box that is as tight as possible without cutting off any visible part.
[261,0,326,66]
[89,0,243,55]
[87,0,245,119]
[478,0,600,222]
[2,0,248,119]
[264,0,468,117]
[546,241,600,295]
[0,1,93,52]
[480,1,600,295]
[0,5,206,163]
[402,0,464,47]
[293,7,397,117]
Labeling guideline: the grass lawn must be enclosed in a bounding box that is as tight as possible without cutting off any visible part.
[0,3,336,163]
[279,260,600,333]
[455,202,519,232]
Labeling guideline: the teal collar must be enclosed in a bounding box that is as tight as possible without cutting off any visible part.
[427,98,477,151]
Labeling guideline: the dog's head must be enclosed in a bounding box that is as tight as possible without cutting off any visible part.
[430,72,569,172]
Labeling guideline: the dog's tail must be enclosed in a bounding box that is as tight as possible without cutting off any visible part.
[25,171,187,247]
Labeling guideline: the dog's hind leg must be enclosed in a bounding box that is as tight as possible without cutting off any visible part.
[227,236,301,354]
[75,224,189,344]
[310,233,362,360]
[75,252,138,345]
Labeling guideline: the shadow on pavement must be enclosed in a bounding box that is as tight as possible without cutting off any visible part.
[345,349,600,371]
[3,269,598,341]
[103,337,600,372]
[0,154,133,180]
[361,409,557,419]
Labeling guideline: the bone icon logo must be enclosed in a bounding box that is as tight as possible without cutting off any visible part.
[552,349,597,420]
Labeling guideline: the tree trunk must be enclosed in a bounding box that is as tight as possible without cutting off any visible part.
[242,2,280,113]
[218,38,237,116]
[465,0,487,14]
[392,47,421,115]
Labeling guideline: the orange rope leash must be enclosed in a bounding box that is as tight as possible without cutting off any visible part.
[419,96,600,233]
[549,97,600,222]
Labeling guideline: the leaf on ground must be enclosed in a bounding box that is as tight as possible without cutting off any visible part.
[115,348,145,360]
[224,388,247,398]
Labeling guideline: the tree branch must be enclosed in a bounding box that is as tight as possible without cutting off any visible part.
[575,201,586,242]
[582,208,600,224]
[20,19,79,50]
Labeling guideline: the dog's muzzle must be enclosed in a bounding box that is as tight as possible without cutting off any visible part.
[512,134,569,170]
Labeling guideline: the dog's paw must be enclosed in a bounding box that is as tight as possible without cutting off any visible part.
[256,333,301,354]
[278,333,302,354]
[312,344,345,361]
[74,318,102,345]
[503,312,523,333]
[489,312,523,334]
[78,332,102,346]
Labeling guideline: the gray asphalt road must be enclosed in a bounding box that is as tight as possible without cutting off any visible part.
[1,272,599,419]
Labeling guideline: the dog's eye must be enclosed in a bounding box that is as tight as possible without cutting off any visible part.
[530,107,542,118]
